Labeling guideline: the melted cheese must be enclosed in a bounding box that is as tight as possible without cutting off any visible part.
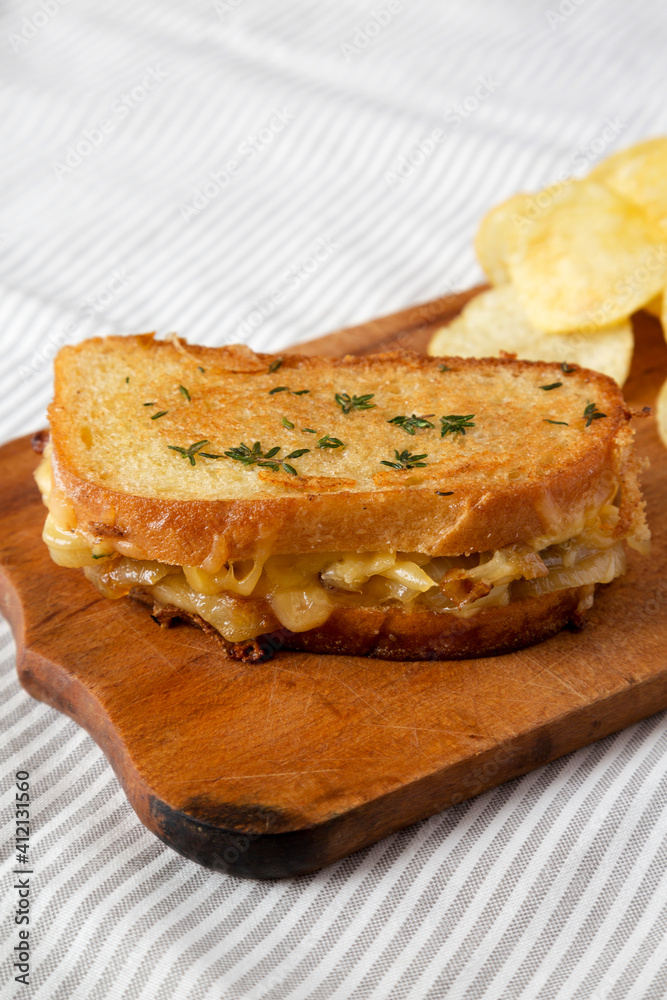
[36,444,632,643]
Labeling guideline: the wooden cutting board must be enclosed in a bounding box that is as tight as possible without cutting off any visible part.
[2,289,666,880]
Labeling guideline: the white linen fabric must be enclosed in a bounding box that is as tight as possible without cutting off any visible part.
[1,1,667,997]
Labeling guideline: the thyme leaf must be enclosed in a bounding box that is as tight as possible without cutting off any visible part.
[151,410,169,420]
[388,413,435,435]
[179,385,191,402]
[317,434,345,449]
[224,441,305,475]
[583,402,607,427]
[440,414,475,436]
[268,357,284,373]
[335,392,376,414]
[540,382,562,391]
[380,449,429,470]
[269,386,309,396]
[167,439,219,466]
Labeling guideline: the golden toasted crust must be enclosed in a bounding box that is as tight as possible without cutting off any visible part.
[138,584,594,661]
[47,334,641,567]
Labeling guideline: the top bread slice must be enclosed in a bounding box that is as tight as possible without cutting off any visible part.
[46,333,647,570]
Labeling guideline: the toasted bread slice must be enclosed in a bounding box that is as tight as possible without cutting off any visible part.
[132,584,593,661]
[46,334,647,568]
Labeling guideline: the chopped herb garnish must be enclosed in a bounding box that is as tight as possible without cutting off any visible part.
[268,357,284,373]
[302,427,317,433]
[583,402,607,427]
[561,362,576,373]
[179,385,191,402]
[269,386,309,396]
[380,449,429,470]
[224,441,306,475]
[151,410,169,420]
[335,392,376,414]
[91,552,111,559]
[225,441,280,465]
[388,413,435,435]
[440,414,475,436]
[544,419,569,426]
[540,382,563,391]
[317,434,345,449]
[436,491,454,496]
[168,439,224,466]
[282,417,295,429]
[439,364,451,372]
[125,376,130,384]
[197,366,205,373]
[143,402,155,407]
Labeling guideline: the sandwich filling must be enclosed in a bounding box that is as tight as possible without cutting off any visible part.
[36,444,645,644]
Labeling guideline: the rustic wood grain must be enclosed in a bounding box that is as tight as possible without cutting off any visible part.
[1,291,666,879]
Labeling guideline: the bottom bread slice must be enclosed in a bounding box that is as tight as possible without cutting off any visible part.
[130,584,595,662]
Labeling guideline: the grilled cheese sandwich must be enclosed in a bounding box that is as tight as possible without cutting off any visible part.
[35,334,649,660]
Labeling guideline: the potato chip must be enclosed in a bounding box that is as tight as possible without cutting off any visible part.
[474,186,568,286]
[474,193,530,285]
[656,375,667,451]
[589,137,667,228]
[508,180,667,332]
[427,284,634,384]
[643,293,662,317]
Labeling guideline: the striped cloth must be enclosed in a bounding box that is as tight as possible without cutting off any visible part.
[2,1,667,997]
